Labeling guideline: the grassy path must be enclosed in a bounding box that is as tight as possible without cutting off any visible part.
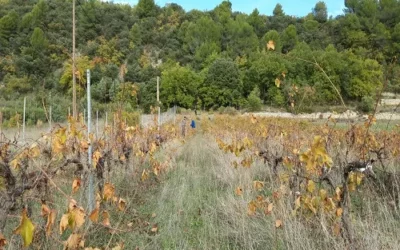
[131,134,282,250]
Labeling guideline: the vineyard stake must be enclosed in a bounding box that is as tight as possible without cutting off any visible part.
[87,69,94,211]
[23,97,26,143]
[157,76,160,131]
[96,110,99,139]
[49,106,52,130]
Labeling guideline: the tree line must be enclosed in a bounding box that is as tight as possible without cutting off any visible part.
[0,0,399,117]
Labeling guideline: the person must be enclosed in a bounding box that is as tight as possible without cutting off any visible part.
[180,116,187,137]
[190,119,196,129]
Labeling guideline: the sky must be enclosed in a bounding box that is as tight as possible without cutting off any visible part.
[111,0,345,18]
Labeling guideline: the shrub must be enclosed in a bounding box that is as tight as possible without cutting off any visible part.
[247,87,262,112]
[357,96,375,113]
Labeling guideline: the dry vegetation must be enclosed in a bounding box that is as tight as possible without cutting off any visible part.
[1,113,400,250]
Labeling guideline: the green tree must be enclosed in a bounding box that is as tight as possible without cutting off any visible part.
[201,58,243,108]
[161,63,201,108]
[312,1,328,23]
[273,3,284,16]
[136,0,157,18]
[281,24,298,53]
[261,30,282,52]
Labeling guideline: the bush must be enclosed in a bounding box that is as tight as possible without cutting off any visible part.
[218,107,238,116]
[357,96,375,113]
[247,87,262,112]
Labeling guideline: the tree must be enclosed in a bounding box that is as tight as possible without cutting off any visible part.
[247,8,266,38]
[201,58,242,108]
[281,24,298,53]
[273,4,284,16]
[313,1,328,23]
[261,30,282,52]
[225,16,258,57]
[136,0,157,18]
[161,63,201,108]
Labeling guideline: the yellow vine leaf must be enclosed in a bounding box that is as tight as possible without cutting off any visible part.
[267,40,275,51]
[319,189,327,200]
[275,78,281,88]
[103,183,115,201]
[92,151,102,168]
[29,144,40,158]
[59,213,69,234]
[141,169,149,182]
[13,208,35,247]
[247,200,257,216]
[64,233,84,249]
[307,180,316,193]
[89,207,99,223]
[72,178,81,194]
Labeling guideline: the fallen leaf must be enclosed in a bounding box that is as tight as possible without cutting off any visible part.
[102,211,111,227]
[0,233,6,248]
[235,186,243,196]
[150,224,158,233]
[275,219,282,228]
[118,198,126,211]
[72,178,81,194]
[265,203,274,215]
[247,200,257,216]
[336,208,343,217]
[13,208,35,247]
[253,181,264,191]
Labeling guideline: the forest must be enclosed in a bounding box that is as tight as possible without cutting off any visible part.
[1,0,400,123]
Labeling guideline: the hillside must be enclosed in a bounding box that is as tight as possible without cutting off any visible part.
[0,0,400,124]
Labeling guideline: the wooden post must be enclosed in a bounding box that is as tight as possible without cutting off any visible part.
[23,97,26,142]
[157,76,160,130]
[49,106,52,129]
[105,112,108,128]
[87,69,94,211]
[96,110,99,138]
[72,0,77,119]
[0,111,3,142]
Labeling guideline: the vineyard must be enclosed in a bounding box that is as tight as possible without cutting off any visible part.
[1,113,400,249]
